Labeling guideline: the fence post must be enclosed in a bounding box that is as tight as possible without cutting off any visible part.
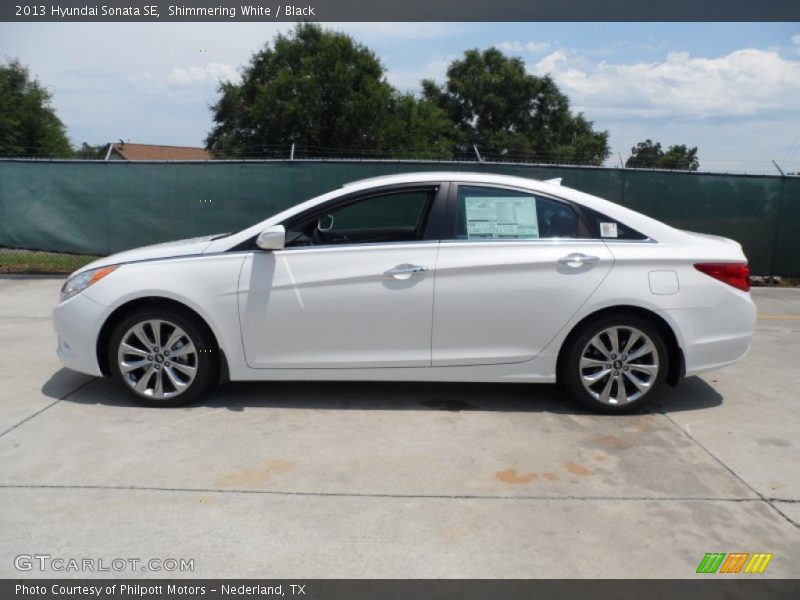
[768,179,786,279]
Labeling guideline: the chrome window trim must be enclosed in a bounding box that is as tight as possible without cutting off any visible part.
[440,238,606,246]
[602,238,658,244]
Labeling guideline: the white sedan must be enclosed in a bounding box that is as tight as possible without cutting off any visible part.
[53,172,756,413]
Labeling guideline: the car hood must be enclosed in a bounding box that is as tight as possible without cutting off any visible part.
[73,234,221,274]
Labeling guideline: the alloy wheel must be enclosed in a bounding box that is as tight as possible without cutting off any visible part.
[579,325,660,406]
[116,319,198,400]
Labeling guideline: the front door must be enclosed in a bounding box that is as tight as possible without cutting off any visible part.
[239,186,441,369]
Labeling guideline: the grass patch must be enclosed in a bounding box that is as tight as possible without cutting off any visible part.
[0,248,101,275]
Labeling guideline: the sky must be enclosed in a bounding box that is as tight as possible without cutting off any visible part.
[1,22,799,173]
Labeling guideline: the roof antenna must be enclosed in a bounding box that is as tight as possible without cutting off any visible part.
[473,144,484,163]
[771,159,785,176]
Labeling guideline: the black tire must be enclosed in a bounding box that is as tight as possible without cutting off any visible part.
[560,313,669,414]
[107,306,217,407]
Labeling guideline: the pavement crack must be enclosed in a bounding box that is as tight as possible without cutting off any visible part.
[657,409,800,530]
[0,483,771,503]
[0,378,96,439]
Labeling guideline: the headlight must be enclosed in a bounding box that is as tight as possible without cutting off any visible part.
[60,266,118,303]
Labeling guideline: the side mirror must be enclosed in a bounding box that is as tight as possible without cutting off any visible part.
[255,225,286,251]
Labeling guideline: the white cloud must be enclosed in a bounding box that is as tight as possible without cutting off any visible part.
[533,49,568,74]
[530,48,800,119]
[167,62,239,86]
[793,34,800,45]
[495,41,551,55]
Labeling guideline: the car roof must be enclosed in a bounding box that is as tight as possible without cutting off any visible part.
[342,171,545,190]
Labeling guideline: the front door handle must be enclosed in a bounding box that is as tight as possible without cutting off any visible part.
[558,253,600,268]
[384,263,429,279]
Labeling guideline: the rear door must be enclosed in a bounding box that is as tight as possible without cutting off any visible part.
[432,183,613,366]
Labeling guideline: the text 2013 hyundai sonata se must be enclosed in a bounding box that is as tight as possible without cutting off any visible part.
[53,172,756,413]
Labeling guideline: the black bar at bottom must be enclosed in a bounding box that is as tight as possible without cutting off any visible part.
[3,579,800,600]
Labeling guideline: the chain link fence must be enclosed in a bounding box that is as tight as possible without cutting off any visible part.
[0,158,797,276]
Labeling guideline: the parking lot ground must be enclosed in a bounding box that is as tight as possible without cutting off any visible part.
[0,276,798,578]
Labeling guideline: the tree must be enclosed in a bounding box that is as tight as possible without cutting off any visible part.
[206,24,453,157]
[0,59,72,158]
[625,139,662,168]
[422,48,609,165]
[626,139,699,171]
[661,144,699,171]
[379,94,454,159]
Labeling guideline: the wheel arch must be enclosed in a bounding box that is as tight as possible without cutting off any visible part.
[96,296,229,383]
[556,305,685,387]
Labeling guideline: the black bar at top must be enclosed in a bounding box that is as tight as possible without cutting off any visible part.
[2,0,799,22]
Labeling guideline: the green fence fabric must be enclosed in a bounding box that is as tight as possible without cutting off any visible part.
[0,160,798,275]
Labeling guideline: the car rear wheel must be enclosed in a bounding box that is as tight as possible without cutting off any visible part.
[108,307,216,407]
[561,314,668,413]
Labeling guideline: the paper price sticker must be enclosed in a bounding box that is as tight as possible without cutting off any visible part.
[600,222,618,238]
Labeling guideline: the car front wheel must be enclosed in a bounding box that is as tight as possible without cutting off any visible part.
[108,307,216,407]
[561,315,668,413]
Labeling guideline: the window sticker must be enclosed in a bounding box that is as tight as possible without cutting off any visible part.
[464,196,539,239]
[600,222,618,238]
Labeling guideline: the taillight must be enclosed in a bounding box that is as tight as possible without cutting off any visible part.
[694,262,750,292]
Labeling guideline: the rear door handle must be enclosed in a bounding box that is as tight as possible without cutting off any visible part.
[558,253,600,268]
[384,263,429,278]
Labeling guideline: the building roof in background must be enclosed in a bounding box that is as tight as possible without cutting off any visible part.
[107,143,211,160]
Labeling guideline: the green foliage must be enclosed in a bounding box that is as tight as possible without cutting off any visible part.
[626,139,699,171]
[0,248,100,274]
[0,59,73,158]
[206,24,454,158]
[379,94,455,159]
[422,48,609,165]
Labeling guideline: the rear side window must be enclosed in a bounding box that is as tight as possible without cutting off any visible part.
[579,206,649,241]
[456,186,579,240]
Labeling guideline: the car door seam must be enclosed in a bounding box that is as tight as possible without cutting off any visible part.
[428,242,441,367]
[236,252,253,369]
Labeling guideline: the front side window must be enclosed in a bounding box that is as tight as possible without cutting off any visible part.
[456,186,579,240]
[286,188,435,247]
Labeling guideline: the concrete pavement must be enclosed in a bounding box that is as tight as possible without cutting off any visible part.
[0,276,798,578]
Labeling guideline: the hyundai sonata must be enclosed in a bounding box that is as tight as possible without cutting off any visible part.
[53,172,756,413]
